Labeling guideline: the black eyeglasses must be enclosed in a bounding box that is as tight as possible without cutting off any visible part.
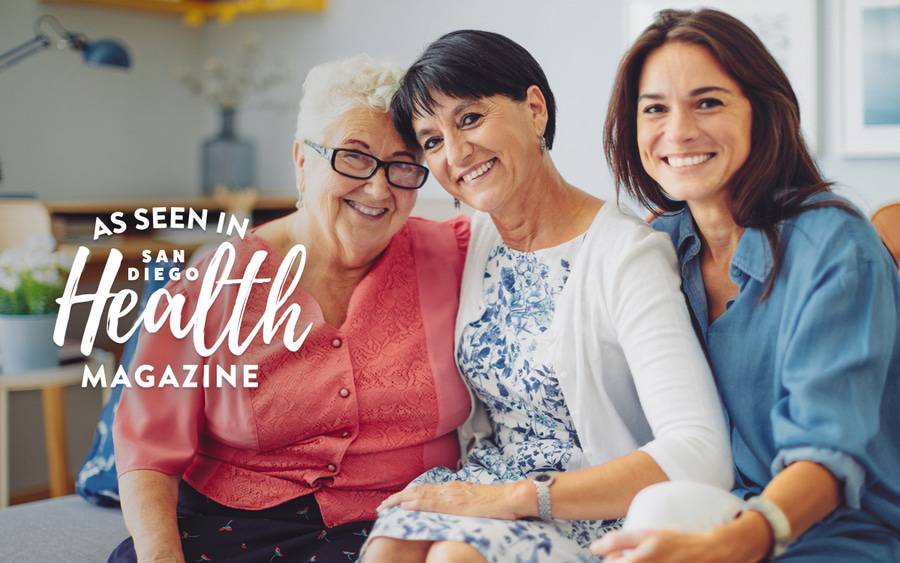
[304,140,429,190]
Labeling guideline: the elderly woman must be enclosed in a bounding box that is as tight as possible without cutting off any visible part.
[107,55,471,563]
[363,30,731,563]
[592,9,900,563]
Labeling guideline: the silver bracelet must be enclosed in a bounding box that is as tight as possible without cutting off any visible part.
[743,496,792,559]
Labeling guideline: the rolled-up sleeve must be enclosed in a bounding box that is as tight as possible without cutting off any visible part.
[113,285,206,478]
[771,257,897,509]
[772,447,866,508]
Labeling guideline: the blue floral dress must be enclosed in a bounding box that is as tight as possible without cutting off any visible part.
[367,237,619,563]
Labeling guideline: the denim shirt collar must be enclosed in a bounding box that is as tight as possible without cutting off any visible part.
[673,208,701,263]
[731,228,774,283]
[672,208,774,283]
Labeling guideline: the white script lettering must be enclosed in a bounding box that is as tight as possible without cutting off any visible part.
[56,242,313,357]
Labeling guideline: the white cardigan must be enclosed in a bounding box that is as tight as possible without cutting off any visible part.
[456,203,733,489]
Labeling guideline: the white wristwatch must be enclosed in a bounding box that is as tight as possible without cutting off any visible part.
[530,472,556,521]
[744,496,792,559]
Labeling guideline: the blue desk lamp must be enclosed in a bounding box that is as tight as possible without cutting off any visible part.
[0,14,131,183]
[0,14,130,72]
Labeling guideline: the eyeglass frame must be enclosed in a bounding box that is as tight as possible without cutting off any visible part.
[303,140,429,190]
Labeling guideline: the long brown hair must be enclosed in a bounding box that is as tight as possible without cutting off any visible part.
[603,8,856,297]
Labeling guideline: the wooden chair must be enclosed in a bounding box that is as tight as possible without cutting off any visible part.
[871,202,900,265]
[0,198,52,249]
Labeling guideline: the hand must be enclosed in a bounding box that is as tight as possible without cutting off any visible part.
[377,481,531,520]
[590,529,733,563]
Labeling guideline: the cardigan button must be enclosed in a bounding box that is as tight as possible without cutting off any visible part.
[327,463,337,472]
[331,337,343,348]
[339,388,350,398]
[341,430,351,438]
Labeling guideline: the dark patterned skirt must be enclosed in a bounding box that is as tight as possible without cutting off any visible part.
[109,482,372,563]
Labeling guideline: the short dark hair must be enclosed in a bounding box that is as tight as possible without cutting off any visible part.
[603,9,856,297]
[391,30,557,150]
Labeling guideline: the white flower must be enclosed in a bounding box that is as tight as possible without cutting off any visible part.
[204,57,224,74]
[53,248,76,271]
[0,235,71,279]
[22,252,56,272]
[176,33,288,109]
[0,246,35,272]
[31,267,61,285]
[24,233,56,256]
[0,270,19,292]
[0,249,19,270]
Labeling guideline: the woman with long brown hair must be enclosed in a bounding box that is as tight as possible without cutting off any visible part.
[594,8,900,562]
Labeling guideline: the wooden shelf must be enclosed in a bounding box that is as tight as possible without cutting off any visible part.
[41,0,326,26]
[45,194,296,215]
[47,195,296,263]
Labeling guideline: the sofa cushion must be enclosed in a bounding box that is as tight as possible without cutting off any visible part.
[75,384,124,506]
[0,495,128,562]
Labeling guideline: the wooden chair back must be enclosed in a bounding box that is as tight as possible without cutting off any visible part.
[0,199,52,250]
[871,202,900,265]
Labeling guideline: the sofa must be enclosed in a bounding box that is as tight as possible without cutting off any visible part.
[0,495,127,562]
[0,202,464,562]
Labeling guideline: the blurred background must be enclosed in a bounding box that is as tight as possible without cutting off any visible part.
[0,0,897,506]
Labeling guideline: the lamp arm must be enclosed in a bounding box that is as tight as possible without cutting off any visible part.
[0,35,51,72]
[35,14,69,37]
[0,16,77,73]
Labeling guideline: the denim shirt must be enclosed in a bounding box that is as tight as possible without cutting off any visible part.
[653,195,900,535]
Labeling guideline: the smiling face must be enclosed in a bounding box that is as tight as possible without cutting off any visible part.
[636,42,752,206]
[295,107,418,264]
[411,88,547,214]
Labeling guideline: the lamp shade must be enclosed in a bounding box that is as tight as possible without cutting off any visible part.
[82,39,130,69]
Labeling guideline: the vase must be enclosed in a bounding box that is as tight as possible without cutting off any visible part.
[201,106,256,196]
[0,313,59,374]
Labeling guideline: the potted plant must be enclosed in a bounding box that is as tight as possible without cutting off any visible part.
[0,235,73,374]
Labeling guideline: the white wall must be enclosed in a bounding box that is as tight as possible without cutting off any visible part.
[205,0,900,213]
[1,0,896,210]
[0,0,207,199]
[818,0,900,212]
[202,0,627,205]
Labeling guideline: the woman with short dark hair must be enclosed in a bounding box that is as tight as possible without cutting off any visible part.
[593,9,900,562]
[363,30,731,563]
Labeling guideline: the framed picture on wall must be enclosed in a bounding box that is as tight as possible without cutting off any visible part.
[625,0,819,152]
[842,0,900,156]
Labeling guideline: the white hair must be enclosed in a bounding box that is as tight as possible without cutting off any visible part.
[294,54,406,143]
